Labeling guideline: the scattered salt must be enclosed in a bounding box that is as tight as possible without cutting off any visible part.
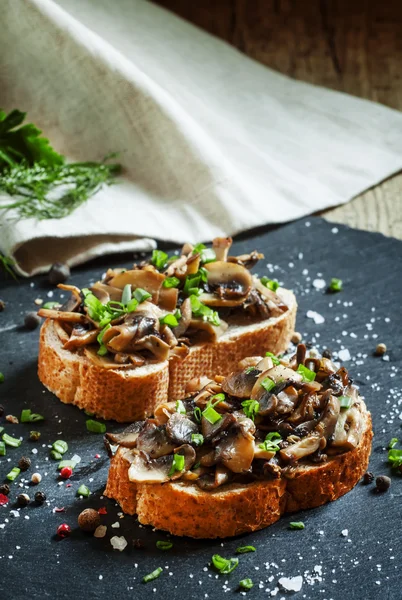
[306,310,325,325]
[278,576,303,592]
[110,536,128,551]
[94,525,107,538]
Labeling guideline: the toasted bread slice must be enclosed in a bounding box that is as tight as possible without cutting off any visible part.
[104,407,372,538]
[38,289,296,422]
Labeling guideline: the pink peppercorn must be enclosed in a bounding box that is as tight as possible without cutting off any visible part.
[57,523,71,538]
[60,466,73,479]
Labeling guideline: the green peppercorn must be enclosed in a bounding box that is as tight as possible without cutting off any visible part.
[34,491,46,504]
[18,456,31,472]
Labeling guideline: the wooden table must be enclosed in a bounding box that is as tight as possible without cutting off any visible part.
[155,0,402,240]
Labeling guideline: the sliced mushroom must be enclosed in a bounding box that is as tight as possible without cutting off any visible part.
[279,433,321,463]
[256,356,274,371]
[185,318,228,343]
[109,267,164,303]
[83,347,134,369]
[161,325,178,348]
[196,465,232,490]
[227,251,264,270]
[90,281,123,304]
[199,262,252,307]
[314,393,340,444]
[158,287,179,312]
[128,452,174,483]
[154,401,177,425]
[38,308,87,324]
[164,254,188,277]
[252,276,286,308]
[172,297,192,338]
[63,326,98,350]
[215,422,255,473]
[221,368,261,398]
[53,321,70,345]
[186,253,201,275]
[58,284,82,312]
[331,403,363,451]
[174,444,196,471]
[185,376,214,395]
[105,421,145,448]
[131,334,171,361]
[201,413,236,442]
[253,442,276,461]
[212,237,232,262]
[136,422,176,458]
[238,356,263,370]
[166,413,199,444]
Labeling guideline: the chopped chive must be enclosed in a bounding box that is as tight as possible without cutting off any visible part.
[236,546,256,554]
[50,450,63,461]
[261,277,279,292]
[159,314,179,328]
[265,351,280,366]
[0,372,4,383]
[168,453,185,477]
[211,393,225,405]
[388,438,398,449]
[20,409,44,423]
[329,278,343,292]
[261,377,275,392]
[175,400,186,415]
[211,554,239,574]
[42,301,62,309]
[339,395,352,409]
[52,440,68,455]
[97,344,108,356]
[86,419,106,434]
[191,433,204,447]
[297,363,316,382]
[127,298,138,313]
[97,323,111,346]
[244,366,258,374]
[121,283,132,306]
[289,521,305,530]
[241,399,259,421]
[143,567,163,583]
[199,248,216,264]
[151,249,168,271]
[194,407,202,422]
[133,288,152,303]
[202,404,222,425]
[77,484,91,497]
[2,433,22,448]
[0,441,6,456]
[156,540,173,551]
[239,579,254,590]
[189,294,220,326]
[163,276,180,288]
[6,467,20,481]
[173,308,181,321]
[259,431,282,453]
[192,243,206,254]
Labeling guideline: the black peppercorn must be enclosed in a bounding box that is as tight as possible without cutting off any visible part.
[30,430,41,442]
[17,493,30,507]
[0,483,10,496]
[0,404,4,417]
[34,491,46,504]
[376,475,391,492]
[48,262,70,285]
[0,300,5,311]
[362,471,374,485]
[24,312,41,330]
[18,456,31,472]
[322,349,332,359]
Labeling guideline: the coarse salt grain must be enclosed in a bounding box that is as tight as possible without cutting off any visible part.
[338,349,351,362]
[94,525,107,538]
[110,536,128,551]
[306,310,325,325]
[312,279,326,290]
[278,576,303,592]
[111,522,120,528]
[341,529,348,537]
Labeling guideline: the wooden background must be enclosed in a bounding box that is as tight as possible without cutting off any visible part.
[155,0,402,240]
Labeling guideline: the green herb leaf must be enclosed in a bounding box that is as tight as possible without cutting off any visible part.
[168,453,185,477]
[261,277,279,291]
[202,403,222,425]
[163,276,180,288]
[151,250,168,271]
[194,407,202,422]
[86,419,106,434]
[156,540,173,551]
[241,399,259,421]
[388,438,398,449]
[388,448,402,469]
[191,433,204,447]
[236,546,256,554]
[143,567,163,583]
[126,298,139,313]
[239,578,254,590]
[297,363,316,382]
[289,521,305,530]
[0,441,6,456]
[329,278,343,292]
[265,351,280,366]
[175,400,186,415]
[77,484,91,497]
[211,554,239,575]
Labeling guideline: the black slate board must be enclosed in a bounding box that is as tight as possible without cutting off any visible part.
[0,217,401,600]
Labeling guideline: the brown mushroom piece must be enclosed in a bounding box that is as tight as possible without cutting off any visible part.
[172,297,192,338]
[185,376,214,395]
[227,251,264,270]
[158,287,179,312]
[221,368,261,398]
[212,237,232,262]
[196,465,232,490]
[128,452,174,484]
[279,433,321,463]
[331,393,363,451]
[215,418,255,473]
[199,262,253,307]
[109,267,165,303]
[83,347,135,369]
[314,392,340,444]
[201,413,236,442]
[166,413,199,444]
[63,326,99,350]
[185,318,228,343]
[58,284,82,312]
[252,276,288,315]
[105,421,145,448]
[237,356,262,370]
[90,281,123,304]
[37,308,88,324]
[136,422,176,458]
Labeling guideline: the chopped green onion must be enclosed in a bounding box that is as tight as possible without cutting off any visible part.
[192,461,201,470]
[97,344,108,356]
[199,248,216,264]
[20,409,44,423]
[159,313,179,327]
[174,308,181,320]
[244,366,258,374]
[163,276,180,288]
[143,567,163,583]
[261,277,279,292]
[156,540,173,551]
[194,407,202,422]
[0,441,6,456]
[261,377,275,392]
[388,448,402,468]
[388,438,398,449]
[183,273,202,296]
[0,372,4,383]
[52,440,68,455]
[42,301,62,309]
[168,453,185,477]
[211,554,239,575]
[241,399,259,421]
[297,363,316,382]
[259,431,282,453]
[339,395,352,409]
[0,426,3,435]
[329,278,343,292]
[239,578,254,591]
[97,323,111,346]
[50,450,62,461]
[77,484,91,497]
[121,283,132,306]
[191,433,204,447]
[176,400,186,415]
[289,521,305,530]
[211,393,225,405]
[126,298,138,313]
[82,290,105,321]
[189,295,220,326]
[6,467,20,481]
[198,267,208,283]
[202,404,222,425]
[86,419,106,434]
[265,351,280,366]
[133,288,152,303]
[151,249,168,270]
[236,546,256,554]
[58,459,79,470]
[192,243,206,254]
[2,433,21,448]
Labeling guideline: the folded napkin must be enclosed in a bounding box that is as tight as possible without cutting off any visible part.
[1,0,402,276]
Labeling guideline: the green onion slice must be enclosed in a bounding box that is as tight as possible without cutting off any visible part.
[42,301,62,309]
[52,440,68,455]
[50,450,63,461]
[77,484,91,497]
[239,578,253,590]
[189,295,220,326]
[297,363,316,382]
[20,409,44,423]
[86,419,106,434]
[168,453,185,477]
[339,395,352,409]
[58,459,79,470]
[191,433,204,447]
[194,407,202,422]
[121,283,132,306]
[151,250,168,270]
[6,467,20,481]
[156,540,173,551]
[202,404,222,425]
[261,377,275,392]
[211,554,239,574]
[133,288,152,303]
[2,433,22,447]
[329,278,343,292]
[388,437,398,449]
[241,399,259,421]
[175,400,186,415]
[163,276,180,288]
[143,567,163,583]
[236,546,256,554]
[261,277,279,291]
[265,351,280,366]
[0,441,6,456]
[289,521,305,530]
[159,314,179,328]
[126,298,138,313]
[259,431,282,453]
[388,448,402,468]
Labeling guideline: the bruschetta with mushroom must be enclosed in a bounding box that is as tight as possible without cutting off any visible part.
[37,238,296,421]
[104,345,372,538]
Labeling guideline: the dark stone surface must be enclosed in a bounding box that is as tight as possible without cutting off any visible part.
[0,217,401,599]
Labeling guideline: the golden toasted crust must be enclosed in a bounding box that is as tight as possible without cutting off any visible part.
[38,290,296,421]
[104,410,372,538]
[38,319,169,422]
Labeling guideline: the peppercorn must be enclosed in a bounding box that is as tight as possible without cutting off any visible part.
[31,473,42,484]
[0,300,5,311]
[291,332,302,344]
[18,456,31,472]
[30,430,41,441]
[17,493,30,507]
[24,312,41,330]
[34,491,46,504]
[375,343,387,356]
[362,471,374,485]
[376,475,391,492]
[0,484,10,496]
[48,262,70,285]
[78,508,101,533]
[57,523,71,538]
[0,404,4,417]
[60,466,73,479]
[322,348,332,359]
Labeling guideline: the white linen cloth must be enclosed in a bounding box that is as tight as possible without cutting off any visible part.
[1,0,402,276]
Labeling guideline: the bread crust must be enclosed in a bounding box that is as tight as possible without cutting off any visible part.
[104,410,372,538]
[38,290,296,421]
